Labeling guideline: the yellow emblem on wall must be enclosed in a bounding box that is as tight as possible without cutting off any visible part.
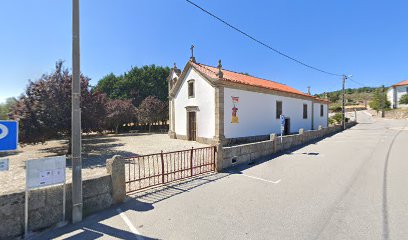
[231,96,239,124]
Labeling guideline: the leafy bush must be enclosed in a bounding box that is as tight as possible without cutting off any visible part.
[329,105,342,112]
[399,94,408,105]
[369,89,390,112]
[329,113,343,125]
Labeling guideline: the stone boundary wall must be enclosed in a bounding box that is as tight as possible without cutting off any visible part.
[0,155,126,240]
[223,134,271,147]
[219,122,357,170]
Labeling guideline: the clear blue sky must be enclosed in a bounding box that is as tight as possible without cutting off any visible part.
[1,0,407,103]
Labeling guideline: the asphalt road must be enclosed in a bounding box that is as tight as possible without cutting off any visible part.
[37,111,408,240]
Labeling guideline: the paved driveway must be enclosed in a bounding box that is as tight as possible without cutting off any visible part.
[37,112,408,240]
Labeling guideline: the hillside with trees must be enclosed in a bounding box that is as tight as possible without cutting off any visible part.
[315,86,384,110]
[0,97,17,120]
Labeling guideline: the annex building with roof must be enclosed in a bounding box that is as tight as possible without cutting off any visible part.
[387,79,408,109]
[167,56,330,145]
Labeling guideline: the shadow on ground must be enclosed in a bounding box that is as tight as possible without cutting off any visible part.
[34,199,157,240]
[34,172,229,240]
[0,150,22,157]
[128,172,230,205]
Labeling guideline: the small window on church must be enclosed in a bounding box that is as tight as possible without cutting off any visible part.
[188,80,195,98]
[303,104,308,119]
[320,104,324,117]
[276,101,282,119]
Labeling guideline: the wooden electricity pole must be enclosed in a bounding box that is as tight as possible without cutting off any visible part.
[342,75,346,130]
[381,85,385,118]
[72,0,83,223]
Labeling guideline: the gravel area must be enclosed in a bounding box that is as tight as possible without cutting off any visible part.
[0,133,208,195]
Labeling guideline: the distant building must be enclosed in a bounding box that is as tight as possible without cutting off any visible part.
[387,80,408,108]
[167,58,329,145]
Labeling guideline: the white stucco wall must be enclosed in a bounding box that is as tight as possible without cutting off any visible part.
[387,88,395,108]
[170,71,179,80]
[174,67,215,139]
[395,86,408,108]
[387,86,408,108]
[223,87,326,139]
[313,103,328,130]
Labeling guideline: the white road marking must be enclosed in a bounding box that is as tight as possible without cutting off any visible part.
[116,208,144,240]
[0,124,8,140]
[240,173,281,184]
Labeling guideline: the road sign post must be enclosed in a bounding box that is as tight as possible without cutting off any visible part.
[0,158,9,172]
[280,115,285,143]
[0,120,18,152]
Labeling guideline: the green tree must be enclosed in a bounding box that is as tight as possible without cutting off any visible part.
[329,113,343,125]
[369,89,390,112]
[95,73,123,99]
[96,65,170,106]
[0,97,17,119]
[399,94,408,105]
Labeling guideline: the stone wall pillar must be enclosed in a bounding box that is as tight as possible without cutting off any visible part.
[215,144,224,172]
[168,98,176,138]
[106,155,126,204]
[298,128,304,143]
[213,86,225,145]
[270,133,277,153]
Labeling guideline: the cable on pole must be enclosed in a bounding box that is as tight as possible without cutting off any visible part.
[348,77,368,87]
[186,0,343,77]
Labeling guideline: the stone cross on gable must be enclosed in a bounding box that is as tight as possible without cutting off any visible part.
[190,44,196,63]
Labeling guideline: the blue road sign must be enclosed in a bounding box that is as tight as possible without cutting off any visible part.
[280,115,285,126]
[0,121,18,152]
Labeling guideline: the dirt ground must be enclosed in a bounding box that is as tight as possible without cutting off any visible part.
[0,133,208,195]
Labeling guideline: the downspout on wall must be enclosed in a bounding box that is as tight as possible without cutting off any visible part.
[311,101,315,130]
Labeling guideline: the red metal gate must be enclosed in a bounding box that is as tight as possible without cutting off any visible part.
[125,146,217,193]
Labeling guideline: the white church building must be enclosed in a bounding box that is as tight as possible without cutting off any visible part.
[168,56,329,145]
[387,80,408,109]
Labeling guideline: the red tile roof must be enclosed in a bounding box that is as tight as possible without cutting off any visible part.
[191,61,329,102]
[392,80,408,87]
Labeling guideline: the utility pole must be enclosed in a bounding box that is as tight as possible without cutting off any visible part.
[381,85,385,118]
[342,75,346,130]
[72,0,83,223]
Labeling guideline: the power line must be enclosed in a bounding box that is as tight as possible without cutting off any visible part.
[348,77,368,87]
[186,0,343,77]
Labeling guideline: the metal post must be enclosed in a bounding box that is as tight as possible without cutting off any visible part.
[190,147,194,177]
[24,165,29,237]
[160,151,165,184]
[342,75,346,130]
[72,0,82,223]
[354,109,357,122]
[62,181,66,223]
[213,147,216,171]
